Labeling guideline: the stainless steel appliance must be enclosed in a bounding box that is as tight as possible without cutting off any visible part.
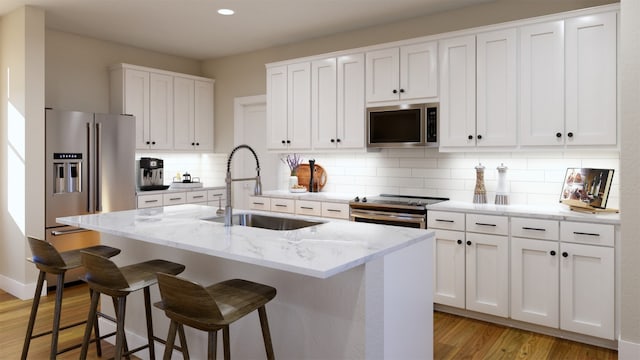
[138,157,168,190]
[367,103,438,149]
[45,108,136,284]
[349,194,448,228]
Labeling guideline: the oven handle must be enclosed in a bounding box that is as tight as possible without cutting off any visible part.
[350,208,426,225]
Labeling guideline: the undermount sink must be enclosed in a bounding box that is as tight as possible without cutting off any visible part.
[203,213,324,231]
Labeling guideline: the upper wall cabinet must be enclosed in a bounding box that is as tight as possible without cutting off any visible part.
[110,63,215,151]
[520,12,617,147]
[312,54,365,150]
[365,42,438,105]
[174,77,215,151]
[266,63,312,150]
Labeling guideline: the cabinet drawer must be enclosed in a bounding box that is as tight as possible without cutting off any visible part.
[561,221,614,247]
[248,196,271,211]
[271,198,295,213]
[163,192,186,206]
[296,200,321,217]
[466,214,508,235]
[322,202,349,219]
[207,189,226,201]
[511,217,559,241]
[428,211,465,231]
[187,191,208,203]
[137,194,163,209]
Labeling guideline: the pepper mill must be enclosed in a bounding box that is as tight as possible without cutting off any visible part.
[308,159,316,193]
[495,163,509,205]
[473,163,487,204]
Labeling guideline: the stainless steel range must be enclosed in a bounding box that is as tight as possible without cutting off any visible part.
[349,194,449,229]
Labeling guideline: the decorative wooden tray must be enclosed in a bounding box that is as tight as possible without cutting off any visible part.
[561,199,619,214]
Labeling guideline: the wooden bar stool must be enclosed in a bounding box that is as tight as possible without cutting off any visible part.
[22,236,121,360]
[155,272,277,360]
[79,251,186,360]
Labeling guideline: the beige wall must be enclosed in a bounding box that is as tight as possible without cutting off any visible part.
[0,6,45,292]
[202,0,617,153]
[620,0,640,349]
[45,30,202,113]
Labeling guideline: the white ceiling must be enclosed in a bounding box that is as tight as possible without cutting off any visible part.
[0,0,491,60]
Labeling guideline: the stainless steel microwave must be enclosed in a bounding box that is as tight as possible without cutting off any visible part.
[366,103,438,149]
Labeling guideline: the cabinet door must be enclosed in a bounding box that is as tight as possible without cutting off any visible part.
[287,62,312,150]
[465,232,509,317]
[124,69,150,149]
[337,53,365,149]
[173,76,195,150]
[511,237,559,328]
[266,65,288,150]
[148,73,174,150]
[476,29,517,147]
[565,12,617,146]
[433,229,466,308]
[519,21,564,146]
[439,35,476,147]
[400,42,438,100]
[194,80,214,151]
[560,242,614,339]
[365,48,399,103]
[311,58,337,150]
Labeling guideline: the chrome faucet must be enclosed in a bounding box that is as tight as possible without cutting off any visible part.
[225,145,262,226]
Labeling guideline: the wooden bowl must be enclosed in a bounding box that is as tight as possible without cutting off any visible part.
[296,164,327,192]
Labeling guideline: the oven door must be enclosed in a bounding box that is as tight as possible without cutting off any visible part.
[350,208,426,229]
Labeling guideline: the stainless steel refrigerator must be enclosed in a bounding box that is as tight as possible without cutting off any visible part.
[45,109,136,284]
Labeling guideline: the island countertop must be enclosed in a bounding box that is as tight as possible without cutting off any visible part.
[57,204,434,279]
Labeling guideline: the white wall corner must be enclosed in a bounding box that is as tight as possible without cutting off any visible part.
[618,338,640,360]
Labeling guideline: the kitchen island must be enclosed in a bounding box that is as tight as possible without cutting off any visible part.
[58,204,434,359]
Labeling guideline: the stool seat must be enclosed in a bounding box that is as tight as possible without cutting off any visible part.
[80,251,186,360]
[155,273,276,360]
[22,237,121,360]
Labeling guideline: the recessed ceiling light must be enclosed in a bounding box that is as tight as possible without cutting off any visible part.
[217,8,235,16]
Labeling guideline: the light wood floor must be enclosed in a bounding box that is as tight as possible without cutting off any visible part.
[1,283,618,359]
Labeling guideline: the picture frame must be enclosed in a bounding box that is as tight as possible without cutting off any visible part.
[559,168,615,209]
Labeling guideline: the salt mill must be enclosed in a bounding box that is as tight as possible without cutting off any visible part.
[495,163,509,205]
[473,163,487,204]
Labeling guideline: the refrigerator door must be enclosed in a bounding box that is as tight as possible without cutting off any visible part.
[45,109,92,228]
[94,113,136,212]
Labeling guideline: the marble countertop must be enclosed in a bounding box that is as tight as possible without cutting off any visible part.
[427,201,620,225]
[57,204,434,278]
[258,190,355,203]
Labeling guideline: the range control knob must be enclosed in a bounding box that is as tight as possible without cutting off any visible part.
[354,196,360,202]
[362,197,367,203]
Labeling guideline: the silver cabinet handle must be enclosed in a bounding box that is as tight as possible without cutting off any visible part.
[169,197,182,201]
[300,206,314,210]
[252,202,265,205]
[274,204,287,207]
[144,199,159,203]
[435,219,454,223]
[522,227,546,231]
[327,209,341,212]
[475,222,497,227]
[192,195,205,199]
[573,231,600,237]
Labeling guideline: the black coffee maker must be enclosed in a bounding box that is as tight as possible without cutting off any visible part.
[138,157,167,190]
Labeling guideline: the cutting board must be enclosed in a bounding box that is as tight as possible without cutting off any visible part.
[296,164,327,192]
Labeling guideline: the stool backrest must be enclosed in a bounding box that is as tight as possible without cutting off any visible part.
[81,251,130,290]
[156,272,224,320]
[27,237,66,268]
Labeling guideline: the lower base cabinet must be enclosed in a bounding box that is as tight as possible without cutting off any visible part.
[465,232,509,317]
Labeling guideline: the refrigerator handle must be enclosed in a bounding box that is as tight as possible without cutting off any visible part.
[86,122,92,213]
[96,122,102,212]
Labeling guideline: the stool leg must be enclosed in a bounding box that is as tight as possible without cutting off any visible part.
[163,320,177,360]
[80,289,101,360]
[90,289,103,356]
[143,286,156,359]
[21,270,46,360]
[49,272,66,359]
[223,326,230,360]
[112,297,131,358]
[177,323,190,359]
[258,306,275,360]
[114,296,127,360]
[208,330,218,360]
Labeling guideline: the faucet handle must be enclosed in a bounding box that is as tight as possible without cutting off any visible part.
[216,197,224,215]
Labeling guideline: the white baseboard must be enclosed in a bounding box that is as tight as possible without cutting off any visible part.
[618,338,640,359]
[98,317,168,360]
[0,274,42,300]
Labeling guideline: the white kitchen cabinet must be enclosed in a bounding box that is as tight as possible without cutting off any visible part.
[248,196,271,211]
[365,42,437,104]
[560,241,614,339]
[137,193,163,209]
[266,63,312,151]
[207,188,226,207]
[321,202,349,219]
[295,200,322,217]
[476,28,517,147]
[519,21,564,146]
[565,12,617,146]
[312,54,365,150]
[270,197,295,213]
[186,190,208,204]
[174,77,214,151]
[433,229,466,309]
[163,192,186,206]
[146,72,174,150]
[439,35,476,147]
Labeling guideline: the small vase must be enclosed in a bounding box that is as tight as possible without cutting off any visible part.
[289,175,299,190]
